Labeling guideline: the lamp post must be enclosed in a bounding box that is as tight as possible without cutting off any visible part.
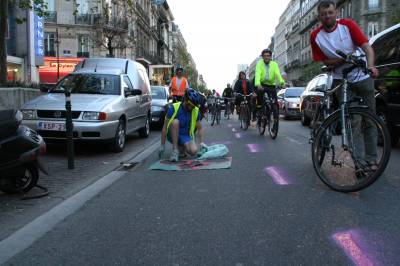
[65,88,75,169]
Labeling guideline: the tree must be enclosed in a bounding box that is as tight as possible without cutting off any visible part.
[299,61,322,86]
[392,8,400,24]
[0,0,46,86]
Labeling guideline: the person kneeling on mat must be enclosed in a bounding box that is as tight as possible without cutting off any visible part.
[159,88,206,162]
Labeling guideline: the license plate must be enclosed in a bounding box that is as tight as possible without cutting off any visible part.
[38,122,66,131]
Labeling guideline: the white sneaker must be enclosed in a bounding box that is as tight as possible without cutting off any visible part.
[170,150,179,162]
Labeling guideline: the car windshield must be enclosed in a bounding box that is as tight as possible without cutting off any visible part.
[285,88,304,98]
[151,86,167,99]
[51,74,121,95]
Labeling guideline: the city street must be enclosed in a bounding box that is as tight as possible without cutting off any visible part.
[3,116,400,265]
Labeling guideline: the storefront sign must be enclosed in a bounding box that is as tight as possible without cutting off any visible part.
[39,57,84,84]
[34,11,45,65]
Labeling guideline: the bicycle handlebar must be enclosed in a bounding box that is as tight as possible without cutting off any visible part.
[335,50,372,75]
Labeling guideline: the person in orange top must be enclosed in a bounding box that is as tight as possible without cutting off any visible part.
[169,67,190,102]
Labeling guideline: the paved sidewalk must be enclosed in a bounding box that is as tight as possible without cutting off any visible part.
[0,132,160,240]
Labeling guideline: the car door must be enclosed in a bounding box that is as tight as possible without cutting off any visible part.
[122,75,140,132]
[301,77,318,117]
[137,68,151,125]
[373,27,400,125]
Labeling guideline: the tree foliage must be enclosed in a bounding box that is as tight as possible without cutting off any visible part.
[299,61,323,86]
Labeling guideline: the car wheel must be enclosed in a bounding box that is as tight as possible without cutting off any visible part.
[109,119,126,152]
[301,110,310,126]
[283,108,288,120]
[139,114,150,138]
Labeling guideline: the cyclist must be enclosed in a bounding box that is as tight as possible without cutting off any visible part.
[159,88,205,162]
[222,83,234,116]
[254,49,285,125]
[310,0,379,171]
[234,71,253,117]
[169,67,190,103]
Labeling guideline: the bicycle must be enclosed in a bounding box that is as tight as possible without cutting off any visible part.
[236,93,252,130]
[255,88,279,139]
[209,96,222,126]
[311,50,391,192]
[223,97,235,120]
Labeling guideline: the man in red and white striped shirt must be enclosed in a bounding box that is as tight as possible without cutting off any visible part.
[310,0,380,171]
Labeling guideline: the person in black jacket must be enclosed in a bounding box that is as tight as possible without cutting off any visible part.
[234,71,253,117]
[222,83,234,116]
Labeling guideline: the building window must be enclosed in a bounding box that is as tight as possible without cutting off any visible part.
[44,32,55,56]
[367,22,379,38]
[348,2,352,17]
[44,0,55,11]
[368,0,379,9]
[76,0,89,14]
[77,34,89,57]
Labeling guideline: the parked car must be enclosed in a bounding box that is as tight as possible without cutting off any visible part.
[21,58,152,152]
[150,85,170,127]
[370,23,400,145]
[277,87,305,119]
[299,74,327,126]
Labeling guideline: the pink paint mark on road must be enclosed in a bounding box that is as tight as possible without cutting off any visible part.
[247,144,260,153]
[235,133,242,139]
[333,231,376,266]
[264,167,290,185]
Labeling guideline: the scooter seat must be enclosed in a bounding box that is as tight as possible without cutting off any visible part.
[0,110,19,139]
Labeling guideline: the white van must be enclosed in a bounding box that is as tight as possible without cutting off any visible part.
[22,58,152,152]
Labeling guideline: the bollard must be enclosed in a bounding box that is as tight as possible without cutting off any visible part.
[65,90,75,169]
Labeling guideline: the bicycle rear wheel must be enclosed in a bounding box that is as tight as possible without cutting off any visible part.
[268,104,279,139]
[312,107,391,192]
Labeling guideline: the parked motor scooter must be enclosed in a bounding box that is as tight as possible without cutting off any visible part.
[0,109,47,194]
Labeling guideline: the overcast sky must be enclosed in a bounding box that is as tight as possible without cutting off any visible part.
[167,0,291,93]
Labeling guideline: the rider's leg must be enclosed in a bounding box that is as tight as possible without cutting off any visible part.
[169,119,180,151]
[184,140,198,156]
[351,78,378,164]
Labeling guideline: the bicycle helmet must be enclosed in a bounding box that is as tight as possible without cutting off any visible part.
[185,88,200,107]
[261,48,272,56]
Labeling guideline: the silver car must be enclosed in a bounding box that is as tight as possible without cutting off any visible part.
[21,58,151,152]
[277,87,305,119]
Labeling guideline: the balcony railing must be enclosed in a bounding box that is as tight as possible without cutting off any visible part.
[44,11,57,23]
[136,48,158,64]
[136,2,150,25]
[75,14,99,25]
[95,16,128,31]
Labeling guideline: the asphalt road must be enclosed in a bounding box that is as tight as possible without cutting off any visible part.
[4,116,400,265]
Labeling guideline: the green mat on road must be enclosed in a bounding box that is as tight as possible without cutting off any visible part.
[149,157,232,171]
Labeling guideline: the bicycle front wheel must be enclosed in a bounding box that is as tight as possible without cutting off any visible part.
[216,106,221,125]
[210,107,216,126]
[312,107,391,192]
[258,109,266,135]
[240,105,250,130]
[268,104,279,139]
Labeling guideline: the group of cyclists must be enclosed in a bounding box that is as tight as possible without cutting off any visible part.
[158,0,388,192]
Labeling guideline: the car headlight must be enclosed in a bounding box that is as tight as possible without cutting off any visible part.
[82,112,107,121]
[289,103,298,108]
[21,109,36,119]
[151,106,164,112]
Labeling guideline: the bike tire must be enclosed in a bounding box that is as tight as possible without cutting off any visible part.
[312,107,391,192]
[241,105,250,130]
[258,108,266,135]
[268,104,279,139]
[210,107,216,126]
[216,106,221,125]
